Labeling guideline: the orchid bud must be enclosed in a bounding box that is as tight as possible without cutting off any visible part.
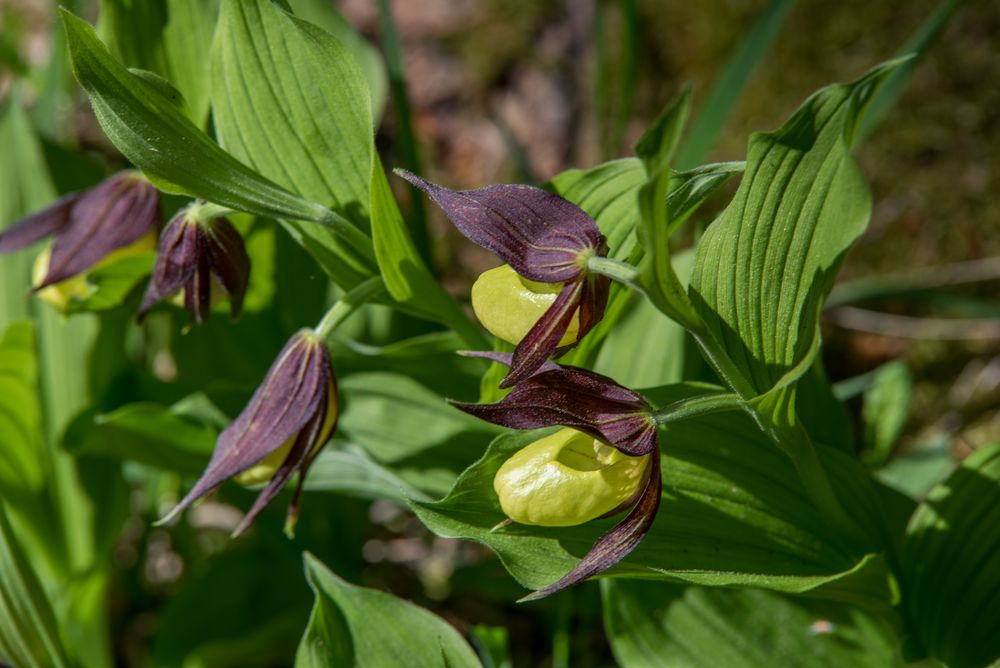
[31,229,158,311]
[494,428,650,527]
[138,203,250,324]
[159,329,338,536]
[471,264,580,348]
[0,171,161,300]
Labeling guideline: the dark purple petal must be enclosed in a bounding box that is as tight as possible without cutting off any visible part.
[502,280,584,388]
[39,173,160,288]
[184,239,214,323]
[0,193,78,252]
[138,216,198,320]
[158,331,331,524]
[230,403,326,537]
[577,271,611,342]
[397,170,603,283]
[453,365,657,456]
[519,452,662,601]
[203,217,250,318]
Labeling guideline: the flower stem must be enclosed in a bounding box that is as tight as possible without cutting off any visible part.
[188,201,239,222]
[651,391,743,425]
[315,277,386,340]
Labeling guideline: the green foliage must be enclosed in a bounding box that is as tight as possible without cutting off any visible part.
[602,580,901,668]
[415,385,896,608]
[901,443,1000,668]
[297,553,481,667]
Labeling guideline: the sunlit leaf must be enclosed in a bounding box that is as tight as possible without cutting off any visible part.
[689,60,904,394]
[211,0,378,288]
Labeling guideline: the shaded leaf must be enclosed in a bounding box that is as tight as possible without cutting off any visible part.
[901,442,1000,668]
[602,580,902,668]
[297,552,481,667]
[302,443,431,504]
[0,504,70,668]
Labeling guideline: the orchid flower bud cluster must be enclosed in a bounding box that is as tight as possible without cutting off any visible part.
[403,170,661,599]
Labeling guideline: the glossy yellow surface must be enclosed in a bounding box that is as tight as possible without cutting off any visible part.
[470,264,580,347]
[493,427,650,527]
[32,231,158,311]
[234,378,338,486]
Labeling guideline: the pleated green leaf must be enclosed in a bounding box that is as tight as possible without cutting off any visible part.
[414,385,895,607]
[689,60,904,395]
[297,553,481,667]
[98,0,218,125]
[0,323,44,502]
[61,10,331,224]
[0,95,55,326]
[602,580,902,668]
[901,442,1000,668]
[211,0,378,288]
[0,502,69,668]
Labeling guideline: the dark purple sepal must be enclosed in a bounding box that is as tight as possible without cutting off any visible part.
[457,350,562,376]
[397,170,604,284]
[158,331,332,526]
[202,217,250,318]
[138,213,250,323]
[0,193,79,252]
[452,363,657,457]
[519,452,662,601]
[39,173,160,288]
[502,280,584,388]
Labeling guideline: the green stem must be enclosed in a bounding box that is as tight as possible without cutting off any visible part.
[188,201,238,222]
[314,277,385,341]
[652,391,742,425]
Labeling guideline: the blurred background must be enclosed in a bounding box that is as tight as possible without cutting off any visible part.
[1,0,998,665]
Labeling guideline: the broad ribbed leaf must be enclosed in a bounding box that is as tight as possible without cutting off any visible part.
[414,385,895,606]
[212,0,377,288]
[297,553,480,667]
[0,323,44,501]
[61,10,331,224]
[0,505,70,668]
[602,580,901,668]
[553,159,741,367]
[547,158,645,261]
[302,443,430,503]
[64,401,217,474]
[98,0,218,125]
[338,371,502,464]
[287,0,387,121]
[689,61,903,394]
[0,97,55,325]
[370,156,486,348]
[901,442,1000,668]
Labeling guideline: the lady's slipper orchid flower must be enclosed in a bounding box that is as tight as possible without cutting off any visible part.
[452,352,661,600]
[398,171,610,388]
[159,329,338,536]
[138,204,250,323]
[0,171,160,307]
